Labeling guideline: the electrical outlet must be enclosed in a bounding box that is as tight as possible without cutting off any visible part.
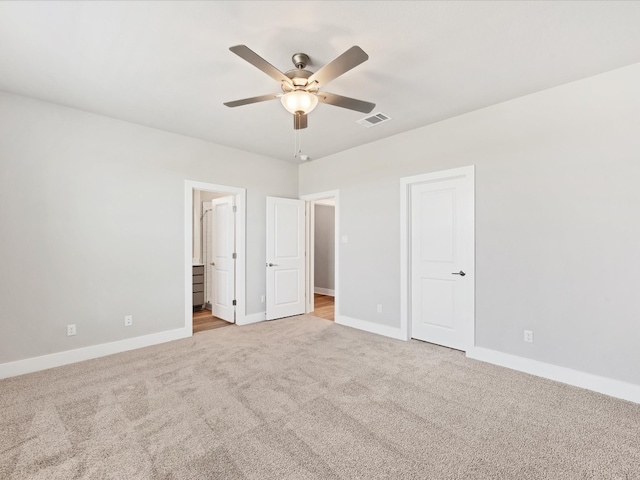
[377,304,383,313]
[124,315,133,327]
[261,295,265,303]
[67,324,76,336]
[524,330,533,343]
[341,235,349,244]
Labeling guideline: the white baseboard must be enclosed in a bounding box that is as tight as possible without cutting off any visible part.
[237,311,266,326]
[0,327,191,380]
[314,287,335,297]
[336,315,406,341]
[466,347,640,405]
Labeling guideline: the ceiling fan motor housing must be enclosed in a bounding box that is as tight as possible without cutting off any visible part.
[282,69,316,93]
[291,53,310,69]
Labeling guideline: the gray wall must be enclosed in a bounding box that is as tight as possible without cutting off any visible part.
[299,62,640,385]
[314,204,335,291]
[0,90,298,364]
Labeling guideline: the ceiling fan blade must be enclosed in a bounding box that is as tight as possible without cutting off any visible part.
[317,92,375,114]
[294,112,308,130]
[229,45,292,85]
[307,46,369,87]
[223,94,279,108]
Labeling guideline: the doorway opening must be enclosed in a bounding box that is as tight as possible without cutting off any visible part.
[302,191,339,322]
[185,181,246,335]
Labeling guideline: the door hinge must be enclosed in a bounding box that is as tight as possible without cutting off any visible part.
[232,205,237,213]
[232,300,236,306]
[232,252,237,259]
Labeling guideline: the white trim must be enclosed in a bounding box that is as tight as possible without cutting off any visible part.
[237,311,266,326]
[314,287,335,296]
[300,190,340,319]
[467,347,640,405]
[305,201,314,313]
[335,315,406,341]
[0,328,190,379]
[400,165,476,346]
[300,191,340,202]
[185,181,246,330]
[314,198,335,206]
[399,177,410,341]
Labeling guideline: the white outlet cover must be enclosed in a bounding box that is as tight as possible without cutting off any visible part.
[341,235,349,244]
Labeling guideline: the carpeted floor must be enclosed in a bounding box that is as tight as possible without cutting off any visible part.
[1,315,639,479]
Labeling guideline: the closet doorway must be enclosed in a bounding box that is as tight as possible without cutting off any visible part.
[186,181,246,335]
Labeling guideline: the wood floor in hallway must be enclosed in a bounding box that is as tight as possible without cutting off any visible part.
[310,293,334,321]
[193,308,232,334]
[194,294,333,330]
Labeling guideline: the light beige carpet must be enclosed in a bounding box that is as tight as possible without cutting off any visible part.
[1,315,639,479]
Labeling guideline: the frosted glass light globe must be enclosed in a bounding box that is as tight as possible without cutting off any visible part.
[281,90,318,114]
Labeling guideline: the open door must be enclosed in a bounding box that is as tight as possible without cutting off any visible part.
[266,196,305,320]
[210,196,236,323]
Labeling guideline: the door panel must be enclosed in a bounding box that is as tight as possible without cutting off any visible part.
[420,189,455,262]
[420,278,455,328]
[266,197,305,320]
[211,196,235,323]
[411,175,473,350]
[274,269,301,304]
[275,203,300,257]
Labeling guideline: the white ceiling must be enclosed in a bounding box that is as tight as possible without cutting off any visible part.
[1,1,640,163]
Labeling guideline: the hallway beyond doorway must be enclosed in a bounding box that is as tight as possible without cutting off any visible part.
[193,308,232,334]
[310,294,334,321]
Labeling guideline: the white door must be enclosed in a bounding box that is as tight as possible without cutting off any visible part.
[266,196,306,320]
[210,196,235,323]
[203,200,213,305]
[410,170,474,350]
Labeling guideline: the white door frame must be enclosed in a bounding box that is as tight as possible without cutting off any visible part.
[301,190,339,317]
[400,166,475,345]
[185,181,246,332]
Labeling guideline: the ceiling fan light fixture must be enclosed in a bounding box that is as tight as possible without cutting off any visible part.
[281,90,318,115]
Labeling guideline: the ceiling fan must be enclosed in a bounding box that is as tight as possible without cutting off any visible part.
[223,45,375,130]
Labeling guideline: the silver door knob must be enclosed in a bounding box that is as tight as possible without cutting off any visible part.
[266,263,279,267]
[210,262,215,266]
[451,270,466,276]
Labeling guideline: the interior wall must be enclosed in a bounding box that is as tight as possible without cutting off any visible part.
[0,90,298,364]
[314,204,335,292]
[299,62,640,386]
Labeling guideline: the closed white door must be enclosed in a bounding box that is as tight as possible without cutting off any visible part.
[266,196,305,320]
[410,171,474,350]
[211,196,235,323]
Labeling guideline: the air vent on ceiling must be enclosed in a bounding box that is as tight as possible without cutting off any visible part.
[357,112,391,128]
